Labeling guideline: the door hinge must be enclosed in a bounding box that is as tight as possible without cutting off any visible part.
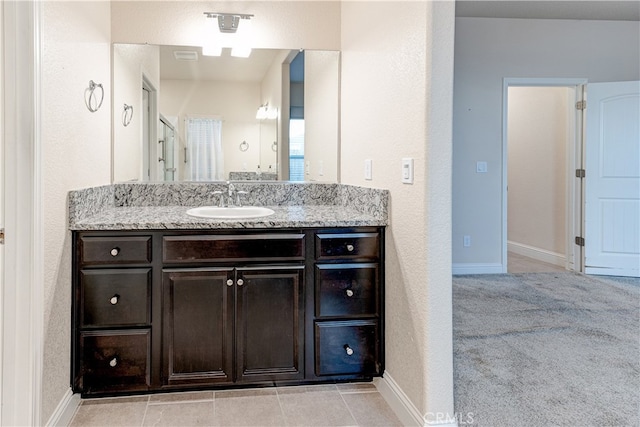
[575,236,585,247]
[576,100,586,110]
[0,229,4,245]
[575,169,586,178]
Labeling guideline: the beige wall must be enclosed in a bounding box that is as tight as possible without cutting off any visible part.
[341,1,455,422]
[160,79,261,180]
[453,18,640,272]
[304,50,340,182]
[113,43,160,182]
[41,1,112,421]
[111,1,341,50]
[508,86,570,257]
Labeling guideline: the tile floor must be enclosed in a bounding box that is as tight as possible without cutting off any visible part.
[69,383,403,427]
[507,252,566,274]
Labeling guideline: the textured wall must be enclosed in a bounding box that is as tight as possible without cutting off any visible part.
[111,1,341,50]
[341,1,455,421]
[453,18,640,270]
[41,1,112,421]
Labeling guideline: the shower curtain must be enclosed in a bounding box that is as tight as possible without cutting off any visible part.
[186,117,224,181]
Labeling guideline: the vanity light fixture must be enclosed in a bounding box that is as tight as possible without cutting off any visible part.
[256,103,278,120]
[203,12,254,58]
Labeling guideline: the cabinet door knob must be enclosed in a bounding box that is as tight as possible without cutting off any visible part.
[344,345,354,356]
[226,279,234,287]
[345,289,354,297]
[109,357,118,367]
[346,244,354,252]
[110,294,119,305]
[237,279,244,286]
[110,247,120,257]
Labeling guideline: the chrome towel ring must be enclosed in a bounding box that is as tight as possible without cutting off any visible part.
[122,104,134,127]
[239,140,249,152]
[84,80,104,113]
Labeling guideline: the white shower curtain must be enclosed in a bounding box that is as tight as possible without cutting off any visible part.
[186,117,224,181]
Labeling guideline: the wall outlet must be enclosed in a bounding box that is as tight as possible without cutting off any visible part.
[463,235,471,247]
[476,161,488,173]
[364,159,373,180]
[318,160,324,176]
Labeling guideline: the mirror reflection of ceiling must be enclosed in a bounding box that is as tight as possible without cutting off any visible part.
[159,46,284,82]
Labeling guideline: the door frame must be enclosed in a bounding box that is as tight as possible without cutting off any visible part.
[502,77,588,273]
[1,1,43,425]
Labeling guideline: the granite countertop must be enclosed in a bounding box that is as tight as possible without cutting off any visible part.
[69,182,389,231]
[70,204,386,230]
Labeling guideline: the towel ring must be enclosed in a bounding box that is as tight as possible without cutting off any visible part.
[122,104,134,127]
[271,141,277,152]
[239,141,249,152]
[85,80,104,113]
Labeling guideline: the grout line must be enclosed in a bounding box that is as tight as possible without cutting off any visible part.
[338,388,360,426]
[147,398,215,406]
[338,390,379,395]
[140,395,150,427]
[275,387,290,427]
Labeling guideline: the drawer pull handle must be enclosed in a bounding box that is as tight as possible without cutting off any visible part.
[110,294,120,305]
[226,279,234,287]
[344,344,354,356]
[345,289,354,297]
[346,244,354,252]
[237,279,244,286]
[110,247,120,257]
[109,357,118,367]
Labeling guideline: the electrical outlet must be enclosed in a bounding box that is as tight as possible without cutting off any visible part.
[401,158,414,184]
[463,235,471,247]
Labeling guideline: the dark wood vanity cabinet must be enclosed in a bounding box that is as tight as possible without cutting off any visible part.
[72,228,383,396]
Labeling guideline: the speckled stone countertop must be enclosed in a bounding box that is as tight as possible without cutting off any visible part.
[69,182,389,230]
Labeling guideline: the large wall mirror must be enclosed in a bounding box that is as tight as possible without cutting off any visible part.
[112,43,340,183]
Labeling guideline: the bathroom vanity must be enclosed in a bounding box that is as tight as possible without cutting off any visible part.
[69,182,388,396]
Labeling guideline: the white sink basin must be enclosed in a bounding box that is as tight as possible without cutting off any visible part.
[186,206,275,219]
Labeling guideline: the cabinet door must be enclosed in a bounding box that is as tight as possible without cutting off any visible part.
[236,267,305,383]
[162,269,234,385]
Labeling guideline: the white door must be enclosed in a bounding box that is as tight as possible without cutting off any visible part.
[584,81,640,277]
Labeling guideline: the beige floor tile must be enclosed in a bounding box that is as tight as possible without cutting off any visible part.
[142,401,214,426]
[341,392,403,426]
[336,383,377,393]
[278,387,356,426]
[214,391,284,426]
[70,397,149,427]
[149,391,214,404]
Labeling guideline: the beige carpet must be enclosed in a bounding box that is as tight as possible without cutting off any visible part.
[453,272,640,427]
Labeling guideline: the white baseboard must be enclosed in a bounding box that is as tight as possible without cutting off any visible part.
[507,241,565,267]
[452,263,504,275]
[46,388,80,427]
[375,374,423,426]
[375,373,459,427]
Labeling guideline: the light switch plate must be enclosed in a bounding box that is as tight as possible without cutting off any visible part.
[364,159,373,180]
[476,161,488,173]
[401,158,414,184]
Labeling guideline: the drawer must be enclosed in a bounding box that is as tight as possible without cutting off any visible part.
[315,320,379,376]
[80,236,152,265]
[163,234,305,263]
[79,330,151,392]
[315,264,378,318]
[80,269,151,328]
[315,233,379,260]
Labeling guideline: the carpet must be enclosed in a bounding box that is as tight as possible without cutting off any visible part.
[453,272,640,427]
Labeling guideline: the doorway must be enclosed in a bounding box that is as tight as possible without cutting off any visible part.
[503,78,587,274]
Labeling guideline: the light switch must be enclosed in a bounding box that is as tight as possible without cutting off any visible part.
[364,159,373,180]
[401,158,414,184]
[476,161,488,173]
